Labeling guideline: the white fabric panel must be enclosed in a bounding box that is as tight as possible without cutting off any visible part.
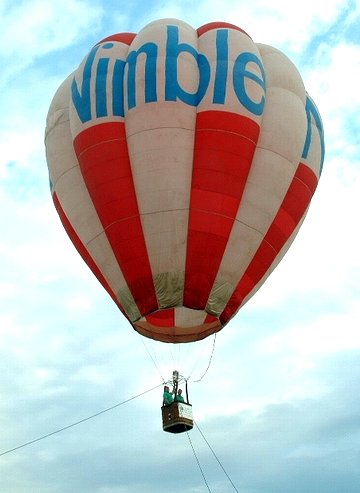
[256,44,307,105]
[45,75,140,322]
[255,87,308,167]
[46,74,77,183]
[127,126,194,214]
[175,307,207,328]
[124,20,197,307]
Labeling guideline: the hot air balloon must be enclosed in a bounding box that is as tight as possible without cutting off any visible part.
[45,19,324,348]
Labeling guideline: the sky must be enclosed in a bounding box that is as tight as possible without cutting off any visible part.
[0,0,360,492]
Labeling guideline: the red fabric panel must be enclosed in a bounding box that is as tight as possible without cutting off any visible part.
[73,122,158,316]
[204,313,219,324]
[220,163,319,325]
[184,110,260,309]
[96,33,136,46]
[146,308,175,328]
[197,22,250,38]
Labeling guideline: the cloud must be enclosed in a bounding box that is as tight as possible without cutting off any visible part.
[304,41,360,153]
[199,0,347,52]
[9,350,356,493]
[0,0,102,85]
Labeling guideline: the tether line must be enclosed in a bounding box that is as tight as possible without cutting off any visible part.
[195,421,239,492]
[186,430,212,493]
[0,382,164,457]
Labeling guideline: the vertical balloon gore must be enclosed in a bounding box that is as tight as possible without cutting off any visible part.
[45,19,324,343]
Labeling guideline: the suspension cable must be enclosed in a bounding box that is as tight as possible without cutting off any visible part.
[193,333,217,383]
[186,430,212,493]
[0,382,164,458]
[194,421,240,493]
[137,333,166,383]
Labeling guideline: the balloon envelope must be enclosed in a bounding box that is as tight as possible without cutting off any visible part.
[45,19,324,343]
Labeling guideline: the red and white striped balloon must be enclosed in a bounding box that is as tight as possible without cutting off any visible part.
[45,19,324,343]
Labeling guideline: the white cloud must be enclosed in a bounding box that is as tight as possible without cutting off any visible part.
[130,0,346,51]
[0,0,102,84]
[263,306,360,360]
[204,0,346,51]
[304,42,360,155]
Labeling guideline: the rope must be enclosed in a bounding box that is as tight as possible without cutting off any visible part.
[137,333,166,383]
[193,333,217,383]
[186,430,212,493]
[195,421,240,493]
[137,330,217,386]
[0,382,164,458]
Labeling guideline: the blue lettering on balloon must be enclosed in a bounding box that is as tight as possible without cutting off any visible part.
[127,42,158,110]
[302,96,325,174]
[165,25,210,106]
[71,45,100,123]
[95,58,110,118]
[71,25,267,123]
[233,52,266,115]
[213,29,229,104]
[94,43,114,118]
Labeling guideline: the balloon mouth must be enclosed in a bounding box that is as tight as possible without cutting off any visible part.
[133,307,222,343]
